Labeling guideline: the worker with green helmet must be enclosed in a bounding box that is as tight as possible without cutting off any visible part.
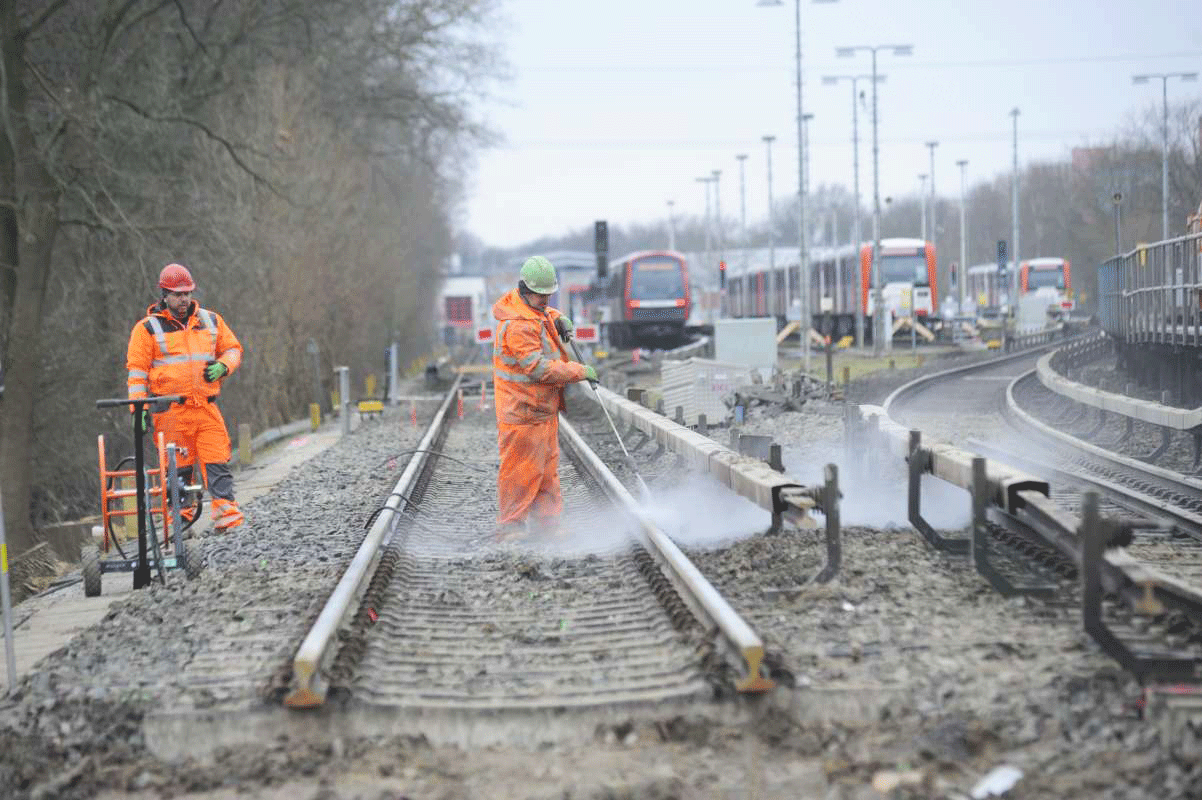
[491,256,598,540]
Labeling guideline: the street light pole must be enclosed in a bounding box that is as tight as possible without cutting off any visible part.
[696,176,714,282]
[918,174,928,240]
[759,0,838,370]
[837,43,912,355]
[792,0,807,370]
[713,169,724,272]
[1112,191,1123,254]
[956,159,968,313]
[667,200,676,250]
[736,153,749,285]
[926,141,938,252]
[822,73,881,348]
[763,135,776,317]
[1133,71,1198,240]
[803,112,817,314]
[1010,108,1020,310]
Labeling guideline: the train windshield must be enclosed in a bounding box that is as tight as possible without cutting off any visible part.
[631,258,685,299]
[880,255,929,285]
[1027,267,1065,289]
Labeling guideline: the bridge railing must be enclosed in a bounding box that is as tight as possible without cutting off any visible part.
[1099,232,1202,347]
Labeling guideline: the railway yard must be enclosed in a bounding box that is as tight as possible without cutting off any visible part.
[3,322,1202,800]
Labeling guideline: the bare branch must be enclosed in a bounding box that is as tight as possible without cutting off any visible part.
[20,0,75,39]
[172,0,210,56]
[104,93,287,200]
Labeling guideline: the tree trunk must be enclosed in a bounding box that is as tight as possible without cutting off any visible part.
[0,5,62,556]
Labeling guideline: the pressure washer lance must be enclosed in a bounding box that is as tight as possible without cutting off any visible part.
[566,335,652,501]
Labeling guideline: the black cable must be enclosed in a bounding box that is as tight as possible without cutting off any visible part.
[376,449,497,473]
[363,491,421,530]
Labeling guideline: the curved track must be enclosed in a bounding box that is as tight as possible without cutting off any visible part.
[886,343,1202,603]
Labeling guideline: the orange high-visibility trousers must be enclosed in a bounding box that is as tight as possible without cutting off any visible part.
[496,417,563,524]
[152,401,231,467]
[153,401,244,530]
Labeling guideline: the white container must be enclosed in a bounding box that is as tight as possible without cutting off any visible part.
[714,317,777,370]
[661,358,763,426]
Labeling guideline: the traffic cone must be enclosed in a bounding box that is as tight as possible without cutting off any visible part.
[410,398,417,429]
[457,389,464,420]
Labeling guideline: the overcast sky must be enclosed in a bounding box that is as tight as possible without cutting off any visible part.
[464,0,1200,248]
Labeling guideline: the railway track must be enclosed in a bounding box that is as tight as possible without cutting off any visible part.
[284,373,772,714]
[882,342,1202,670]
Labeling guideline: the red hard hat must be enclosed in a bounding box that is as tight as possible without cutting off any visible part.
[158,263,196,292]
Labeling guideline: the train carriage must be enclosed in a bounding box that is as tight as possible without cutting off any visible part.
[438,275,488,345]
[582,250,691,348]
[724,237,935,341]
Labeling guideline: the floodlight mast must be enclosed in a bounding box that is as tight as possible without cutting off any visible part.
[822,72,883,348]
[836,44,913,355]
[1132,72,1198,240]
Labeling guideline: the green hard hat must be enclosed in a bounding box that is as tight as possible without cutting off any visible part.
[519,255,559,294]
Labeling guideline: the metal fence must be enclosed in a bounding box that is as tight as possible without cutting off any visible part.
[1099,232,1202,347]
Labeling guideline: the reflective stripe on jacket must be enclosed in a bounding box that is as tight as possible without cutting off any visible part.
[127,300,243,406]
[491,289,586,425]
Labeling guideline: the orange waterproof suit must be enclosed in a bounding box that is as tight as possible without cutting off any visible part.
[126,300,245,530]
[492,289,587,525]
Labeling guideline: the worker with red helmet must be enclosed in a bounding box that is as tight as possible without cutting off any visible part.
[126,263,246,532]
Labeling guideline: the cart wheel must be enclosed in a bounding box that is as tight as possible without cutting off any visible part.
[183,539,205,581]
[82,546,102,597]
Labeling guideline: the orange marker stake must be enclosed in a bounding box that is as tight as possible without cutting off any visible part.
[410,398,417,429]
[479,382,487,411]
[457,389,464,420]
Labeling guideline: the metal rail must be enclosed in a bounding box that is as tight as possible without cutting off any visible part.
[1004,371,1202,537]
[557,414,774,692]
[881,331,1077,414]
[284,373,463,708]
[865,344,1202,679]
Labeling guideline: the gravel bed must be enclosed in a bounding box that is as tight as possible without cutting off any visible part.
[6,369,1201,799]
[0,383,443,799]
[696,401,1201,799]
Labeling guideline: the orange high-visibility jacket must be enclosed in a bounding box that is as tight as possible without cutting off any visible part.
[491,289,586,425]
[127,301,243,407]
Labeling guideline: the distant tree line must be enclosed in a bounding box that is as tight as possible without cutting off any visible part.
[474,98,1202,311]
[0,0,501,555]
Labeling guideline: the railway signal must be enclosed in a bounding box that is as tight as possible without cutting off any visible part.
[595,220,608,279]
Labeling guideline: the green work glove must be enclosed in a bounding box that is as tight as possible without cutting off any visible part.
[554,316,574,342]
[139,409,152,434]
[203,360,229,382]
[583,365,598,384]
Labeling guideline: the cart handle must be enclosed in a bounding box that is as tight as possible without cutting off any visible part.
[96,395,183,410]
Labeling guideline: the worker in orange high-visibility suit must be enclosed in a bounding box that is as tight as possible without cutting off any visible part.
[492,256,598,539]
[126,263,246,532]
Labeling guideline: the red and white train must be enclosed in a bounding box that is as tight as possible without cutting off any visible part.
[723,237,936,340]
[965,257,1072,311]
[582,250,692,348]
